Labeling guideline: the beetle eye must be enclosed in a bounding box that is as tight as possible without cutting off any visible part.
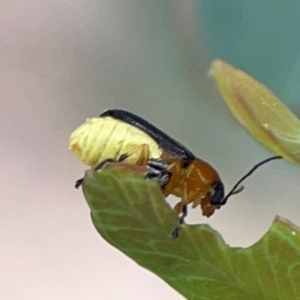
[210,182,225,205]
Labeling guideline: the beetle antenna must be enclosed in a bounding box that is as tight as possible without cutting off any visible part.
[222,156,282,204]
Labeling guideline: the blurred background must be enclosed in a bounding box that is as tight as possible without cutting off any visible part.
[1,0,300,299]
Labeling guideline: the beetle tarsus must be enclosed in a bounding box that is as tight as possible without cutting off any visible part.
[144,171,160,179]
[75,178,83,189]
[118,153,129,162]
[95,158,116,171]
[170,204,188,239]
[171,226,180,239]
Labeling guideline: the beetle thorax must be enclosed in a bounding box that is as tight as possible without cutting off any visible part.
[163,157,221,217]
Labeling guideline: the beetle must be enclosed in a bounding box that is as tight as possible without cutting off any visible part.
[69,109,282,238]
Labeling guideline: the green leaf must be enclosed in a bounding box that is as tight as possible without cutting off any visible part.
[210,59,300,165]
[82,164,300,300]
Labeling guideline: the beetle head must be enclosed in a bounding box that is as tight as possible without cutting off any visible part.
[210,181,225,205]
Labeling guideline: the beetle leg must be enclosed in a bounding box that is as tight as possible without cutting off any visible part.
[144,158,172,188]
[144,170,161,179]
[96,144,150,166]
[145,170,171,188]
[146,159,174,188]
[95,158,116,171]
[75,178,84,189]
[150,160,175,188]
[171,181,188,239]
[157,172,171,188]
[171,202,188,239]
[118,144,150,165]
[75,158,116,189]
[75,145,150,189]
[156,161,177,196]
[119,144,172,185]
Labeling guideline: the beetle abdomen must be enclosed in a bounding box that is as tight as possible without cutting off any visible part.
[69,117,162,166]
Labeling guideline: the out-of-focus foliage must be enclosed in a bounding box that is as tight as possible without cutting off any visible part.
[210,59,300,165]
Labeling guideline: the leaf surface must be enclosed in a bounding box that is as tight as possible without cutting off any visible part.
[82,164,300,300]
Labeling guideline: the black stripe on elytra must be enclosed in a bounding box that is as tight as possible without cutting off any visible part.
[100,109,195,166]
